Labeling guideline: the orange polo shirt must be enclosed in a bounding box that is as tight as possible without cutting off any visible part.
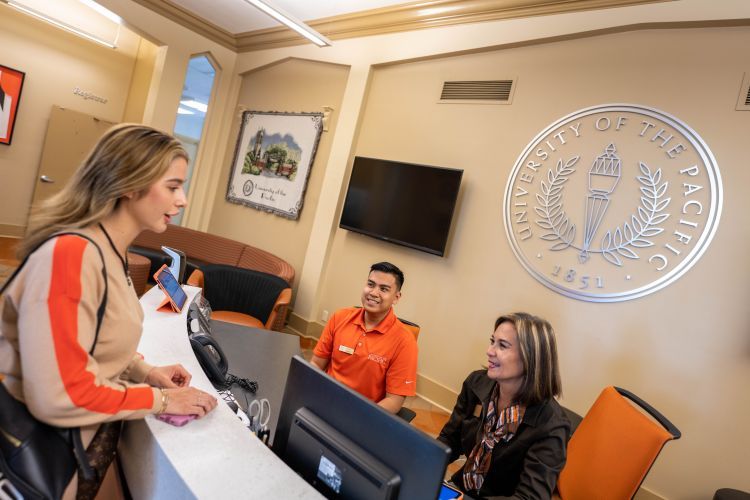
[313,307,417,402]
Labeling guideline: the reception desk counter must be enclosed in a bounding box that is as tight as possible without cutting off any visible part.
[119,285,321,499]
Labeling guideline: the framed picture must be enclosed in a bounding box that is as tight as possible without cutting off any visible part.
[0,64,25,146]
[226,111,324,219]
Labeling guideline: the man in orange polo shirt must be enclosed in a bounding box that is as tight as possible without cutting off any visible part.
[311,262,417,414]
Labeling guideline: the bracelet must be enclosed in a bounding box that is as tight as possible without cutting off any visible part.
[157,388,169,414]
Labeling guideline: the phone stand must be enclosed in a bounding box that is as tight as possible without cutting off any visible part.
[153,264,188,313]
[156,295,181,313]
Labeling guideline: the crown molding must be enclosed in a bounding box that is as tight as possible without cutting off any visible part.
[130,0,674,53]
[130,0,237,50]
[235,0,674,51]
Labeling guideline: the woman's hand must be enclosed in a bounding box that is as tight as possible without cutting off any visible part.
[164,387,218,417]
[146,364,192,388]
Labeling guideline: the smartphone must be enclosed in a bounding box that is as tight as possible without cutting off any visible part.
[438,483,463,500]
[156,413,197,427]
[154,264,188,312]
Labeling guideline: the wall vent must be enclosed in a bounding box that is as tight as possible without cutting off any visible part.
[736,72,750,111]
[439,80,515,104]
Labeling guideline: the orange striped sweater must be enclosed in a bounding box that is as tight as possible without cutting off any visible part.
[0,227,161,427]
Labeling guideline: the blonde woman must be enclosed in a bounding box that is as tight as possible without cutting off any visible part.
[438,312,571,499]
[0,124,217,498]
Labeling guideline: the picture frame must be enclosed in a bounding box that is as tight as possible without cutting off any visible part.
[226,110,324,220]
[0,64,25,146]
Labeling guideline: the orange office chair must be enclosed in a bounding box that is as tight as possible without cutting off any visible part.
[395,317,420,423]
[399,317,421,342]
[556,386,681,500]
[188,264,291,332]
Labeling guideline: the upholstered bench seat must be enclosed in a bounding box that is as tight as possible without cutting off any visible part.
[129,225,295,330]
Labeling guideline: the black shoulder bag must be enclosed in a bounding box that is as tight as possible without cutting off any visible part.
[0,233,108,500]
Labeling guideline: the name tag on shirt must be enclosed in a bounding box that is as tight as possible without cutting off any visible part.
[338,345,355,355]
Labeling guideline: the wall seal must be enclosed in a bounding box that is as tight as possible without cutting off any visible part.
[504,104,722,302]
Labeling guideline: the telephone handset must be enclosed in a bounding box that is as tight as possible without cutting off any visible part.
[186,302,229,388]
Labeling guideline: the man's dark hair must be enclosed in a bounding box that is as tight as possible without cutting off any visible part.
[369,262,404,290]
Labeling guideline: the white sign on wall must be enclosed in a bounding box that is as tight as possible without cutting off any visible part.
[504,104,722,302]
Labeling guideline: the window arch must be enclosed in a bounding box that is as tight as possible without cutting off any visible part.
[172,52,218,224]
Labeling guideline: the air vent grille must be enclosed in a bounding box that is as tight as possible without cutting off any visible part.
[440,80,514,102]
[736,72,750,111]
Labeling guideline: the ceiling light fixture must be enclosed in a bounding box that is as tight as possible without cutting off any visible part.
[180,99,208,113]
[78,0,122,25]
[242,0,331,47]
[6,0,118,48]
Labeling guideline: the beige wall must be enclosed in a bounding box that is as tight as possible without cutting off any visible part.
[207,59,350,292]
[315,27,750,499]
[97,0,240,232]
[221,4,750,496]
[3,0,749,497]
[0,4,141,236]
[122,38,160,123]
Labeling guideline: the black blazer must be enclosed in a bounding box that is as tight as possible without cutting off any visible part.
[438,370,571,499]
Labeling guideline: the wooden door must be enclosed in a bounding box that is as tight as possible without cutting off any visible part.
[30,106,116,206]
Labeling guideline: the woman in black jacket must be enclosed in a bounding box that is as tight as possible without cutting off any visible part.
[438,312,571,499]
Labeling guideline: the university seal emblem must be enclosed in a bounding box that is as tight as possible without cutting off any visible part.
[504,104,722,302]
[243,179,254,196]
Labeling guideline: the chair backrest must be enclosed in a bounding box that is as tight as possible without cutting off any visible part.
[134,225,246,266]
[201,264,290,325]
[237,245,295,284]
[557,386,681,500]
[351,307,421,341]
[398,317,420,341]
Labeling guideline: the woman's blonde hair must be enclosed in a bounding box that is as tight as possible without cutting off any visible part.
[19,124,187,259]
[495,312,562,406]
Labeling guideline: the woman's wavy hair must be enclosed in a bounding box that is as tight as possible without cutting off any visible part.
[495,312,562,406]
[19,124,187,259]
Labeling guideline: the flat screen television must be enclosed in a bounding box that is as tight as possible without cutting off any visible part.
[339,156,463,256]
[273,356,451,499]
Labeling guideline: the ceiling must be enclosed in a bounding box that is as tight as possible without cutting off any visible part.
[169,0,412,34]
[129,0,678,52]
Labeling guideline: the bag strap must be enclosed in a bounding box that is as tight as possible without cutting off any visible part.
[1,233,108,482]
[1,232,108,355]
[72,428,96,481]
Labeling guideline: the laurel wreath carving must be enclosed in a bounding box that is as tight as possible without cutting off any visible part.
[534,156,579,251]
[599,162,670,267]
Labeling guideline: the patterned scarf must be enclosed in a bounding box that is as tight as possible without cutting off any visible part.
[463,385,525,492]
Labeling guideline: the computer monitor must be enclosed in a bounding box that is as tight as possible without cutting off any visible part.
[273,356,451,500]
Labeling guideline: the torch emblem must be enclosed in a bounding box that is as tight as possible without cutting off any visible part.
[504,104,722,302]
[580,144,621,263]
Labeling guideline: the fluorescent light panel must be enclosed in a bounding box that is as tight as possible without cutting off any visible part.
[180,99,208,113]
[242,0,331,47]
[78,0,122,25]
[7,0,117,48]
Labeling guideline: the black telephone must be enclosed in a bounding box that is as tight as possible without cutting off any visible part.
[186,301,229,388]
